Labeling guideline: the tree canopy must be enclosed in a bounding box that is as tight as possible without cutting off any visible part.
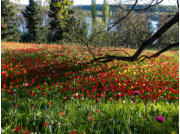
[1,0,20,41]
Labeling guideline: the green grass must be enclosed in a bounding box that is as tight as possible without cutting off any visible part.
[2,96,179,134]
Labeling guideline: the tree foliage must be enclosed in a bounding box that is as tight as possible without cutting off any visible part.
[48,0,73,42]
[102,0,109,25]
[22,0,43,43]
[1,0,20,41]
[91,0,97,34]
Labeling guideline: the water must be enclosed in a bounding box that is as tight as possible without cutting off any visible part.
[19,16,159,35]
[84,17,159,35]
[151,19,159,33]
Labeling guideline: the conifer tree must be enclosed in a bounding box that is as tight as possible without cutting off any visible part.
[22,0,43,43]
[1,0,20,41]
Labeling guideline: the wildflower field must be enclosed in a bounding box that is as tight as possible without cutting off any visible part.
[1,42,179,134]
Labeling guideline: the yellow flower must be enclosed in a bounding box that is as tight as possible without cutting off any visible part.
[123,70,127,73]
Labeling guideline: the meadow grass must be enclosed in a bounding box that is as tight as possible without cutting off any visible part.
[1,42,179,134]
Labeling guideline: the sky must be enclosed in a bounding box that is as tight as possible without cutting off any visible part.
[10,0,177,5]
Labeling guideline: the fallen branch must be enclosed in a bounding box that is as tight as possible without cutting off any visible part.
[138,42,179,62]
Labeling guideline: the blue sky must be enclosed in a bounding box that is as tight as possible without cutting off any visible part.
[10,0,177,5]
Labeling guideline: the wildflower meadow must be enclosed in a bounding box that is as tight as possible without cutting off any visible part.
[1,42,179,134]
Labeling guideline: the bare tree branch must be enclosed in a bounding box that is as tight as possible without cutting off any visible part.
[107,0,138,31]
[138,42,179,62]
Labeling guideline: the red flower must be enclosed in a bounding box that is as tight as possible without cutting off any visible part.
[32,105,34,109]
[96,98,101,101]
[14,126,22,132]
[14,104,18,108]
[23,130,30,134]
[71,130,77,134]
[59,112,65,116]
[90,118,94,122]
[44,122,49,127]
[48,102,52,107]
[96,109,99,112]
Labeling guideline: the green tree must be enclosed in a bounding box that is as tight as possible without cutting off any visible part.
[102,0,109,25]
[63,17,88,43]
[1,0,20,41]
[22,0,43,43]
[48,0,73,42]
[91,0,96,34]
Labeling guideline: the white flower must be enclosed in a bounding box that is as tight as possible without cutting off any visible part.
[75,93,79,96]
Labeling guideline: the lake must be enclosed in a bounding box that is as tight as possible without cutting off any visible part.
[19,16,159,35]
